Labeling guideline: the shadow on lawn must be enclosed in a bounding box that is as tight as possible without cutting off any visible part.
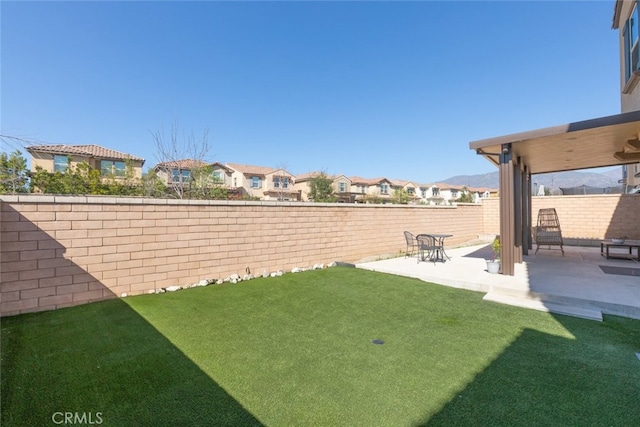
[418,315,640,426]
[1,296,262,426]
[1,204,261,425]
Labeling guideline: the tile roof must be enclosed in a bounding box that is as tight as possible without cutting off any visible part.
[154,159,208,170]
[295,171,321,181]
[26,144,144,162]
[294,171,332,181]
[348,176,389,185]
[226,163,277,176]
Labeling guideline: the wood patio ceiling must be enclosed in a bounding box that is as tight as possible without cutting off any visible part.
[470,110,640,174]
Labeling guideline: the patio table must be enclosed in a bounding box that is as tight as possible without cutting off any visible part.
[600,240,640,261]
[423,233,453,263]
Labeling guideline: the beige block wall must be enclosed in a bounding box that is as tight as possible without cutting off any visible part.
[0,196,482,317]
[482,194,640,242]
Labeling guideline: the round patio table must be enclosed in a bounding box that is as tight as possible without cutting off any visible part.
[425,233,453,262]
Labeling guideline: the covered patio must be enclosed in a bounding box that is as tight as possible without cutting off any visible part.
[356,243,640,321]
[469,110,640,276]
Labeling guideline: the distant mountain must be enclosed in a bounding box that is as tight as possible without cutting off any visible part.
[441,168,624,191]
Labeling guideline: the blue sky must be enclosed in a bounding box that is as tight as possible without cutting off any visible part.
[1,1,621,183]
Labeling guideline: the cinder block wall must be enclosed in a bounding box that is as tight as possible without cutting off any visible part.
[0,196,482,316]
[482,195,640,242]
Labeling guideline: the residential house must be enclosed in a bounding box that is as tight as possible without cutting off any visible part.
[349,177,394,203]
[614,0,640,190]
[418,183,500,205]
[295,172,354,202]
[389,179,421,203]
[226,163,299,201]
[154,160,234,188]
[418,183,446,205]
[25,144,145,178]
[467,186,496,203]
[154,159,207,185]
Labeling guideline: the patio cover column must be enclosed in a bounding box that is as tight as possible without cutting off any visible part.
[522,164,532,254]
[499,143,516,275]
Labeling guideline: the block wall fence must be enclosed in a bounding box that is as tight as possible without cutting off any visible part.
[0,196,481,317]
[2,194,638,317]
[482,194,640,243]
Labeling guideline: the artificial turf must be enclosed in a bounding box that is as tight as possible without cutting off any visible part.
[2,267,639,426]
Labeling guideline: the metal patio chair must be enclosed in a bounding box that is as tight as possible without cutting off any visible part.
[404,231,419,258]
[416,234,441,264]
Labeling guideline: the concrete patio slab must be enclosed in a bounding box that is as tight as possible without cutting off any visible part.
[356,243,640,321]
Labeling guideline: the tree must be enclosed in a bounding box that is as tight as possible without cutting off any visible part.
[140,169,167,198]
[0,150,29,194]
[455,186,475,203]
[307,171,336,202]
[31,159,105,195]
[31,159,145,196]
[391,188,411,204]
[151,120,211,199]
[102,159,142,196]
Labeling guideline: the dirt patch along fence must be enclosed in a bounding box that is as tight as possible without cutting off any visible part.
[0,196,482,316]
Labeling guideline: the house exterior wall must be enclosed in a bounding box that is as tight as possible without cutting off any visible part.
[30,152,93,172]
[230,171,262,199]
[619,0,640,112]
[212,165,233,186]
[29,152,143,178]
[295,181,312,201]
[0,195,482,317]
[263,170,297,200]
[617,0,640,187]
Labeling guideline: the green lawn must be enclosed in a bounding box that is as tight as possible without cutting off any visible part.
[2,267,640,426]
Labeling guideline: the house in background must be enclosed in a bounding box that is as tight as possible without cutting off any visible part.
[295,172,354,202]
[226,163,299,201]
[153,160,235,188]
[389,179,421,202]
[349,176,394,203]
[25,144,145,178]
[419,183,446,205]
[154,159,208,185]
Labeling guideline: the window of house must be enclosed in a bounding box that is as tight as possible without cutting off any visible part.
[233,177,237,187]
[274,177,289,189]
[379,184,389,195]
[624,3,640,83]
[433,187,440,196]
[451,190,458,198]
[407,187,414,195]
[339,182,346,192]
[251,176,262,188]
[172,169,191,183]
[360,185,366,193]
[54,155,69,172]
[100,160,126,176]
[213,171,223,183]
